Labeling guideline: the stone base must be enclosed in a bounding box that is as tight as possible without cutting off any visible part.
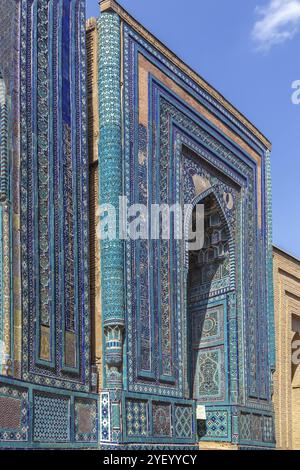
[199,441,239,451]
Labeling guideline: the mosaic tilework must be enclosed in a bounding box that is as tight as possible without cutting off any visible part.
[121,395,195,444]
[126,400,148,437]
[137,123,152,374]
[263,416,274,443]
[239,411,274,444]
[0,385,28,442]
[193,347,225,402]
[0,78,9,372]
[120,17,275,449]
[100,392,110,442]
[239,413,251,441]
[75,399,98,443]
[0,77,9,201]
[174,406,193,439]
[0,396,21,429]
[124,28,183,397]
[98,11,124,393]
[123,40,245,401]
[152,403,172,437]
[265,150,275,370]
[191,303,226,403]
[192,307,223,345]
[205,410,229,439]
[107,390,122,443]
[227,293,238,403]
[0,0,15,377]
[0,1,97,449]
[98,12,124,322]
[251,414,263,441]
[0,379,99,448]
[111,402,122,442]
[36,0,52,330]
[0,0,17,89]
[33,393,70,443]
[167,68,263,403]
[0,0,274,449]
[101,443,198,450]
[20,0,90,390]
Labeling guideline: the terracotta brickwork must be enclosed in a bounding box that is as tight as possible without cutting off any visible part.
[273,247,300,450]
[86,18,103,390]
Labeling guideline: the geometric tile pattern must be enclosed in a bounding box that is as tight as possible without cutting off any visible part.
[33,394,70,443]
[120,7,275,446]
[174,406,193,439]
[0,0,276,449]
[0,397,21,429]
[239,412,251,441]
[239,412,273,443]
[120,395,196,444]
[251,414,263,442]
[192,306,224,346]
[152,403,172,437]
[98,11,124,391]
[0,380,100,447]
[263,416,274,443]
[100,392,110,442]
[75,399,97,443]
[205,410,229,439]
[0,0,16,88]
[126,400,148,437]
[0,386,28,442]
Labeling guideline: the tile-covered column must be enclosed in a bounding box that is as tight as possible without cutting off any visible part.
[265,150,275,374]
[98,11,124,391]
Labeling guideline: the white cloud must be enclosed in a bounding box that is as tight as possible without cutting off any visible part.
[252,0,300,51]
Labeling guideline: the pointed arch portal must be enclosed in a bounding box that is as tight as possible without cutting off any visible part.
[187,192,231,402]
[181,180,235,413]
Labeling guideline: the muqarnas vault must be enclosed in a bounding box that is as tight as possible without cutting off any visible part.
[0,0,275,449]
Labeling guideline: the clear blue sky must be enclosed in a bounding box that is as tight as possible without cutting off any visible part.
[87,0,300,259]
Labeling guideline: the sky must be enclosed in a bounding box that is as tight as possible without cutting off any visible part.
[87,0,300,259]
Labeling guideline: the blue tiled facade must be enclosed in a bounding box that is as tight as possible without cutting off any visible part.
[0,0,98,449]
[97,1,275,450]
[0,0,275,449]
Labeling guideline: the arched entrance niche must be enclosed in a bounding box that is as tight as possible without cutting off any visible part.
[185,186,235,407]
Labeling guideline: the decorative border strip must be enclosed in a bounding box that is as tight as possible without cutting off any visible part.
[20,0,90,391]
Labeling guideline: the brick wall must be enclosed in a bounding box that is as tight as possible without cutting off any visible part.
[273,247,300,449]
